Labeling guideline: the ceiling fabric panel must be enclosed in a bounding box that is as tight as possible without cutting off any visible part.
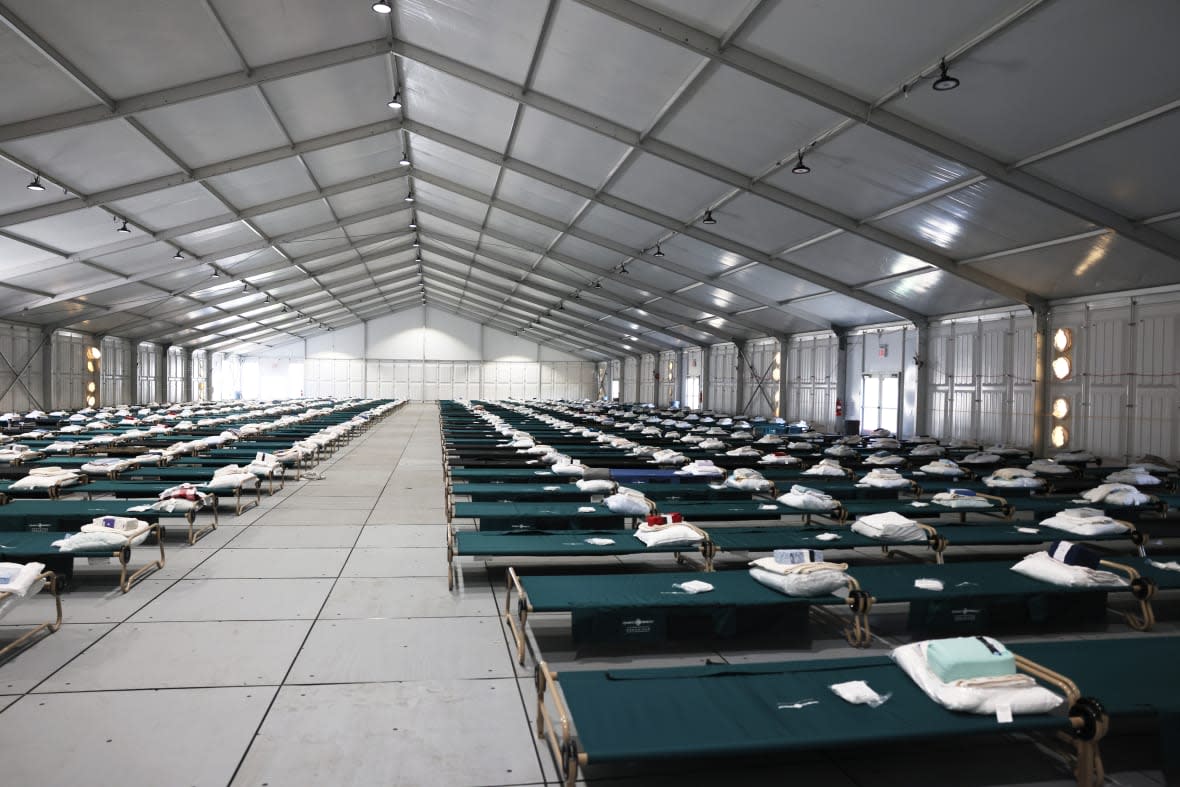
[0,0,1175,352]
[872,180,1096,260]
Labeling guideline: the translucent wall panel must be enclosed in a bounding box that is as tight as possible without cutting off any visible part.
[0,322,46,412]
[138,343,159,404]
[708,343,737,414]
[786,335,836,430]
[99,336,131,406]
[53,331,90,409]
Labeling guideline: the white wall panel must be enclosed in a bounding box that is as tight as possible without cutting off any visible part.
[307,324,364,359]
[99,336,130,407]
[708,344,736,414]
[0,322,46,412]
[166,347,188,402]
[638,353,656,405]
[786,335,835,430]
[53,332,89,409]
[137,343,159,403]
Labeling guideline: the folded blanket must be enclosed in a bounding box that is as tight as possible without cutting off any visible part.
[1027,459,1072,475]
[777,484,838,511]
[919,459,964,476]
[851,512,925,542]
[1010,550,1127,587]
[931,490,994,509]
[604,489,655,516]
[633,521,704,547]
[1128,454,1175,473]
[574,478,615,494]
[725,468,772,492]
[1081,483,1150,507]
[724,446,762,458]
[757,453,800,465]
[823,445,858,457]
[1104,468,1161,486]
[748,563,849,597]
[859,468,911,488]
[960,452,1001,464]
[1040,510,1130,536]
[864,451,905,466]
[892,639,1062,716]
[909,443,945,457]
[0,561,46,597]
[674,459,723,477]
[803,459,847,477]
[203,472,258,490]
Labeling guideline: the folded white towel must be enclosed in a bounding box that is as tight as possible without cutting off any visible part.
[851,512,925,542]
[673,580,714,594]
[1010,551,1127,587]
[830,680,889,708]
[0,561,46,596]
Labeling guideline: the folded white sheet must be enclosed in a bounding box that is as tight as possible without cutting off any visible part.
[1080,483,1150,507]
[859,469,911,488]
[633,522,703,547]
[892,639,1062,716]
[0,561,46,596]
[803,459,847,477]
[748,564,848,597]
[1010,551,1128,587]
[851,512,925,542]
[1040,510,1130,536]
[777,485,838,511]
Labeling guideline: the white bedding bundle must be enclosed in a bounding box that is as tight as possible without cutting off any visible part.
[859,468,911,488]
[983,467,1045,489]
[1010,550,1127,587]
[851,511,926,542]
[1039,508,1130,536]
[1026,459,1073,475]
[931,490,994,508]
[757,453,800,465]
[1080,483,1150,507]
[777,484,838,511]
[919,458,964,476]
[604,488,655,515]
[909,443,945,457]
[1104,467,1161,486]
[892,639,1063,716]
[633,520,704,547]
[674,459,723,477]
[718,468,764,492]
[864,451,905,466]
[748,556,849,597]
[803,458,847,477]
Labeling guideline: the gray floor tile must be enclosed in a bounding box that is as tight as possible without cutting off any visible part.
[231,679,542,787]
[1,686,275,786]
[188,547,350,579]
[355,524,448,547]
[321,577,498,619]
[276,497,377,510]
[130,578,334,622]
[228,525,362,549]
[341,547,447,577]
[0,695,16,712]
[149,546,216,580]
[0,623,115,693]
[37,620,311,691]
[252,508,372,525]
[0,580,172,625]
[289,617,517,682]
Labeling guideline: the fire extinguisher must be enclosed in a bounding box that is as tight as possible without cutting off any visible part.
[835,398,844,418]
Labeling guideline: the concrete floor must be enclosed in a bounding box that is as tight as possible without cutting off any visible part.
[0,402,1170,786]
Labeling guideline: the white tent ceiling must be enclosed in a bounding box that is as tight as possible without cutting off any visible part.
[0,0,1177,360]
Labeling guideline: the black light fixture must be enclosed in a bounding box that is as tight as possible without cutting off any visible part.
[932,58,960,91]
[619,263,629,274]
[399,151,410,166]
[409,219,417,229]
[265,294,271,303]
[592,280,602,289]
[653,243,664,257]
[702,210,716,225]
[791,150,810,175]
[415,254,422,262]
[412,236,420,246]
[243,283,249,293]
[282,305,289,312]
[26,173,45,192]
[371,1,392,13]
[404,191,414,202]
[211,268,220,278]
[387,90,402,110]
[173,250,183,260]
[117,219,132,233]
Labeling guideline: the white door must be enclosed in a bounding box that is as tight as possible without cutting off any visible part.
[862,374,900,434]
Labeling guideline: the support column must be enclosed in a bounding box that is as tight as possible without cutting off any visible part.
[40,328,54,409]
[1032,309,1050,457]
[204,352,214,402]
[125,341,138,406]
[156,344,170,404]
[913,322,931,438]
[733,339,747,417]
[777,334,790,420]
[834,329,848,434]
[676,349,686,409]
[699,344,711,411]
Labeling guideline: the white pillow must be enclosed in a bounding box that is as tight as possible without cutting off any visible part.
[574,478,615,494]
[748,565,848,597]
[633,523,703,547]
[1010,551,1127,588]
[604,491,654,516]
[892,640,1063,715]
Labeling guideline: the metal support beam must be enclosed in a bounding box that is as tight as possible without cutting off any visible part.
[733,339,747,416]
[913,324,931,438]
[574,0,1180,268]
[156,344,170,404]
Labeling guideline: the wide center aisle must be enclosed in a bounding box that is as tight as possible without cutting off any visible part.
[0,402,544,787]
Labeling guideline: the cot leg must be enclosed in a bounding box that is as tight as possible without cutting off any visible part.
[0,572,63,660]
[118,526,166,593]
[504,568,530,665]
